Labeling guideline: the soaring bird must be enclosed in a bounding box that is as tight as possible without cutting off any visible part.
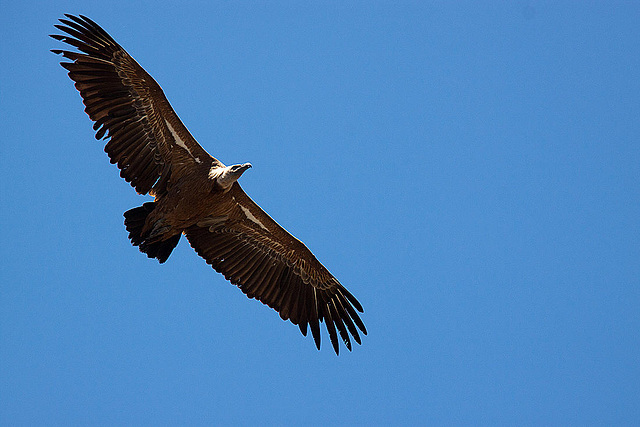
[51,14,365,354]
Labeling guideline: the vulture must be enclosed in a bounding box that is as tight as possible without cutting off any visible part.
[51,14,366,354]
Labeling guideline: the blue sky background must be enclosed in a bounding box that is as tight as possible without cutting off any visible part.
[1,1,639,424]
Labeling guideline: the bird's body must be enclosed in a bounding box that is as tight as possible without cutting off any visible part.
[51,14,365,354]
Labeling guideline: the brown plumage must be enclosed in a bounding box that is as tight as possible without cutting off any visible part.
[51,14,365,354]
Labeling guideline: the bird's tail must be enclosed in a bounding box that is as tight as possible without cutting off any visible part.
[123,202,180,263]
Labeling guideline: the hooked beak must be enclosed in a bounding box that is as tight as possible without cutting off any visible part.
[233,163,252,178]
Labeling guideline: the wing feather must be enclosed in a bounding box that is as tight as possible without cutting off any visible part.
[333,294,361,345]
[236,251,265,283]
[241,257,272,296]
[329,298,351,351]
[309,289,322,349]
[322,299,340,355]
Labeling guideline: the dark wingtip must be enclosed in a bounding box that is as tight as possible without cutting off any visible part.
[353,333,362,345]
[341,286,364,313]
[298,321,308,337]
[63,14,87,26]
[78,14,99,28]
[324,315,340,355]
[331,337,340,355]
[310,319,321,350]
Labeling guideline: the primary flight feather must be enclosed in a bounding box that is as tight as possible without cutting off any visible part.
[51,14,366,354]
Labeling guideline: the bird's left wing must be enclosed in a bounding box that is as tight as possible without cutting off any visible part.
[51,14,222,196]
[184,183,366,354]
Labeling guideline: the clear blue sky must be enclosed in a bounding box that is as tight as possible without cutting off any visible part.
[1,1,639,424]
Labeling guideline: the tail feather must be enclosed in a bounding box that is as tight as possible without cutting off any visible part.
[123,202,155,246]
[123,202,180,263]
[139,234,181,263]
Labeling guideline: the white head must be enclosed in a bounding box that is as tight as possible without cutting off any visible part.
[210,163,252,189]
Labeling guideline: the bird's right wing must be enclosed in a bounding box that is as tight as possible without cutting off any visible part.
[51,14,222,196]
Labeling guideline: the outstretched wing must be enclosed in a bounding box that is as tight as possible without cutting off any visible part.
[184,184,366,354]
[51,14,221,196]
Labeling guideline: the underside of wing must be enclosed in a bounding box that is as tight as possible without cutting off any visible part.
[51,14,219,196]
[184,184,366,354]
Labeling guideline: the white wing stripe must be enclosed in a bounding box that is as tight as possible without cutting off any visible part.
[240,205,269,231]
[165,119,201,163]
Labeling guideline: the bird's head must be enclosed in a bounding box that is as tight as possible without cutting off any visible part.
[212,162,252,189]
[230,163,252,176]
